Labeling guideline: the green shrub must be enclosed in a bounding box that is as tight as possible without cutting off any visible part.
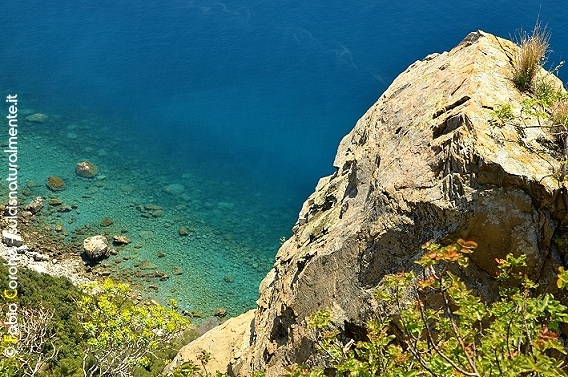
[77,279,190,377]
[293,240,568,377]
[513,22,550,91]
[534,74,567,107]
[490,103,515,124]
[0,258,85,376]
[0,260,190,377]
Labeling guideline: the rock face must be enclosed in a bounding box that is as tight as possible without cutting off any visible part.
[168,31,568,376]
[163,310,255,375]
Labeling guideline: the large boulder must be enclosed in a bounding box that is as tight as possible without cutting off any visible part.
[83,235,109,261]
[168,31,568,376]
[2,230,23,247]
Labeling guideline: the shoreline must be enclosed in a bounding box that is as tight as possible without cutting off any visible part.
[0,209,235,329]
[0,241,93,287]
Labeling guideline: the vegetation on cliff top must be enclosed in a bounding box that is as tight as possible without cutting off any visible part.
[512,21,551,91]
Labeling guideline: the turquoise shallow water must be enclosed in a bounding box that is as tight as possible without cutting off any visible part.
[0,1,567,315]
[1,98,300,315]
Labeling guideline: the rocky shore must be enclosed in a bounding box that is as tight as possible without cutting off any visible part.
[0,195,229,321]
[0,241,92,287]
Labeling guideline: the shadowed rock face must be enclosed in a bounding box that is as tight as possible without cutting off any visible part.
[167,31,568,376]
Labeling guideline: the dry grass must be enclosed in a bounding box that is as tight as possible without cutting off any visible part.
[512,22,550,91]
[552,98,568,127]
[551,98,568,170]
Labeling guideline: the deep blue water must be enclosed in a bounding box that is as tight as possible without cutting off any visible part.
[0,0,567,315]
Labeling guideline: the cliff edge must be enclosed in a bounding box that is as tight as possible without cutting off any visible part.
[167,30,568,376]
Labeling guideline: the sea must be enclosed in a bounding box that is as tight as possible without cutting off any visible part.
[0,0,566,316]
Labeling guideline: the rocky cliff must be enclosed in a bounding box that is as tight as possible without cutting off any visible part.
[167,31,568,376]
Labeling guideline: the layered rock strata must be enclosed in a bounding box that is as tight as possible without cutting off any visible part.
[169,31,568,376]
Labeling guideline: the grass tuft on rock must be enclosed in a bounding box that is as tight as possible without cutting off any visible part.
[552,98,568,128]
[513,22,550,91]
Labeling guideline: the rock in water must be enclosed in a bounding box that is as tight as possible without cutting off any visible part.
[214,308,227,318]
[46,176,66,191]
[112,235,131,245]
[25,113,48,123]
[164,183,185,196]
[24,197,44,214]
[76,161,99,178]
[163,183,185,195]
[83,235,109,261]
[166,31,568,376]
[100,217,113,227]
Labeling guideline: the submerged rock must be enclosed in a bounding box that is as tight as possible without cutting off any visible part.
[76,161,99,178]
[144,204,162,211]
[137,260,157,270]
[163,183,185,195]
[25,113,48,123]
[23,197,44,214]
[48,198,63,206]
[100,217,113,227]
[46,176,66,191]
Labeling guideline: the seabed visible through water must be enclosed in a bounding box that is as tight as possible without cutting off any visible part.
[0,96,302,317]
